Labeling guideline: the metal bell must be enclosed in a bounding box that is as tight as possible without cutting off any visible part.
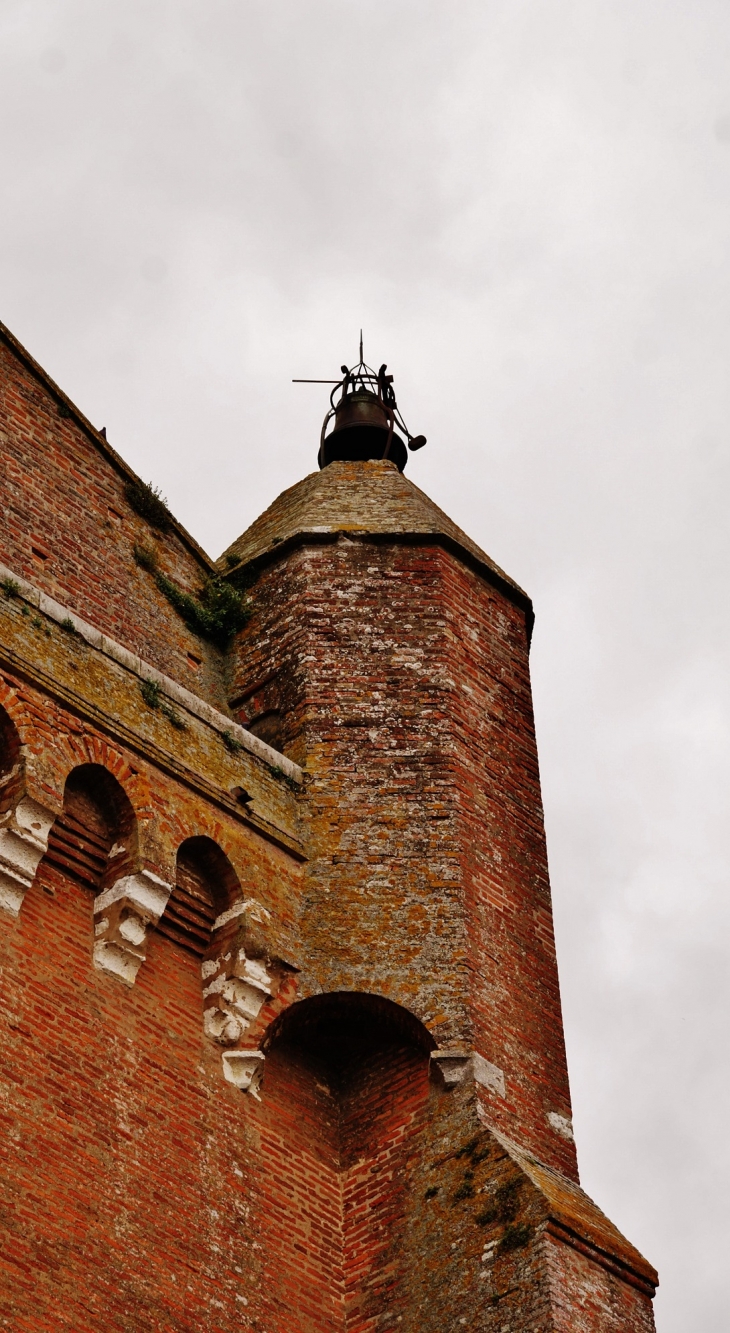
[321,386,408,472]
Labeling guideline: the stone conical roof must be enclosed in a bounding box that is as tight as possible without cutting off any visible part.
[218,459,529,610]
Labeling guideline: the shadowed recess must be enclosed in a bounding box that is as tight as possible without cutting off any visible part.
[45,763,136,891]
[159,835,240,956]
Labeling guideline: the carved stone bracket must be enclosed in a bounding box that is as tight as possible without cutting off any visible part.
[0,796,56,917]
[201,898,297,1096]
[429,1048,473,1088]
[221,1049,265,1099]
[202,952,275,1045]
[429,1049,507,1097]
[93,870,172,986]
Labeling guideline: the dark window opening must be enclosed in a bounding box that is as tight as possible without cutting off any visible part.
[45,765,135,892]
[158,837,239,957]
[246,709,283,751]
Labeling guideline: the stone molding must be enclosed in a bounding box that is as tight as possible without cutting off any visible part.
[201,899,296,1094]
[429,1048,472,1088]
[93,869,173,986]
[221,1049,265,1098]
[429,1049,507,1097]
[0,560,302,784]
[0,794,56,917]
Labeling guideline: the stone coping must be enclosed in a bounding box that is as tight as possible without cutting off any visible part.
[0,562,303,785]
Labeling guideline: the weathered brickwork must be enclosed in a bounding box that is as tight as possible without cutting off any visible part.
[0,324,227,708]
[0,323,657,1329]
[228,527,573,1173]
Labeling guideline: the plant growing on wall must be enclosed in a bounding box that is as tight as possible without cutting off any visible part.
[125,479,172,531]
[134,544,249,649]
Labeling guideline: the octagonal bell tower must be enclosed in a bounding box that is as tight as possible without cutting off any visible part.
[216,356,658,1332]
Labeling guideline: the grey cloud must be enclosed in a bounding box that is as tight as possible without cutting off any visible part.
[1,3,729,1326]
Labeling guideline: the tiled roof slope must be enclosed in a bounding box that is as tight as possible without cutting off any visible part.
[219,459,531,612]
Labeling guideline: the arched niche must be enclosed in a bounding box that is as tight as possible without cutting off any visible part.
[158,836,240,957]
[249,992,437,1332]
[0,704,23,826]
[262,989,436,1072]
[245,708,284,752]
[0,703,21,791]
[45,763,137,893]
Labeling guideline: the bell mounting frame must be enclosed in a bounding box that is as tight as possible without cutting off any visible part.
[293,335,427,470]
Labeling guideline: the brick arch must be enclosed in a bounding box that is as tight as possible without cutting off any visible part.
[37,734,160,873]
[44,762,139,895]
[248,991,436,1333]
[0,677,33,745]
[0,689,60,918]
[158,835,241,957]
[0,681,50,804]
[0,681,154,840]
[0,698,21,769]
[0,698,23,815]
[165,806,243,876]
[261,988,437,1058]
[56,737,152,822]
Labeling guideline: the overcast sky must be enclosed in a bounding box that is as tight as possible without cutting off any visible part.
[2,2,729,1326]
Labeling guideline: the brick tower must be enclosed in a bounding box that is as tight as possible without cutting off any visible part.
[0,325,657,1330]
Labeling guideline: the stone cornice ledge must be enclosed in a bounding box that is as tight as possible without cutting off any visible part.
[227,528,535,644]
[0,562,302,785]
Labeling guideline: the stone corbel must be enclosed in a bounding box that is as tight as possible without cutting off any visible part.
[93,870,172,986]
[202,952,275,1045]
[430,1049,507,1096]
[0,795,56,918]
[221,1049,265,1099]
[429,1048,473,1089]
[201,899,296,1095]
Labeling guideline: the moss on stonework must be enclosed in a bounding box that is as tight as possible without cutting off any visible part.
[499,1221,533,1252]
[453,1172,475,1202]
[493,1178,521,1222]
[476,1175,523,1229]
[267,764,299,792]
[157,573,248,648]
[139,678,186,731]
[134,542,158,572]
[140,678,162,709]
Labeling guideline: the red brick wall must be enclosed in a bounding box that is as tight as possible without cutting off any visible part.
[442,553,577,1177]
[0,855,259,1332]
[246,996,435,1333]
[0,335,227,709]
[252,1039,346,1333]
[545,1234,657,1332]
[0,679,304,1330]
